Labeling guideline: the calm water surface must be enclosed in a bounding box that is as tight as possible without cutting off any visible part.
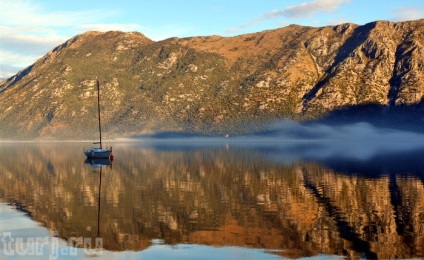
[0,141,423,259]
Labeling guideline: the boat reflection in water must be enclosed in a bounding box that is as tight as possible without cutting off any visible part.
[66,158,113,255]
[84,158,112,168]
[0,142,423,259]
[84,158,112,237]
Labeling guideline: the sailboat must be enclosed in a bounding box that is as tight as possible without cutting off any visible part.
[84,80,113,160]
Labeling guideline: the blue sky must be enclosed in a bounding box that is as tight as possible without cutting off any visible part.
[1,0,423,78]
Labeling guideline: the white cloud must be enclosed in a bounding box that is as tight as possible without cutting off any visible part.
[0,64,24,79]
[0,64,24,80]
[0,0,114,27]
[282,0,350,18]
[0,0,129,76]
[0,26,68,70]
[391,8,424,22]
[0,49,40,68]
[0,32,67,55]
[226,0,350,34]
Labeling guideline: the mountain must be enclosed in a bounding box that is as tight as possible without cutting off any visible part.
[1,20,424,139]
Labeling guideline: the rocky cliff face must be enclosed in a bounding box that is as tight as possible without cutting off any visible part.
[1,20,424,139]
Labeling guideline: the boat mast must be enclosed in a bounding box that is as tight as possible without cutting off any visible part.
[96,80,103,149]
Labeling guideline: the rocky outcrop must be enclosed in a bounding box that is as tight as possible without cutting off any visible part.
[1,20,423,139]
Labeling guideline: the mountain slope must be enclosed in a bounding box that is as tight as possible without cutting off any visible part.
[1,20,424,139]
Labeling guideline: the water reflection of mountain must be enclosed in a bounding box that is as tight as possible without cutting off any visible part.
[243,142,424,179]
[0,142,423,259]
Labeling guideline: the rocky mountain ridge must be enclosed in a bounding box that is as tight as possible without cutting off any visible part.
[1,19,424,139]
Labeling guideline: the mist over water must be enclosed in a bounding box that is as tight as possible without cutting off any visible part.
[132,120,424,160]
[122,121,424,180]
[260,120,424,141]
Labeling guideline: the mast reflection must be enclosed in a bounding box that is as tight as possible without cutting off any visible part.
[84,159,112,243]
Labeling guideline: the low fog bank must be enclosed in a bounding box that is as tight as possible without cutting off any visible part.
[131,120,424,144]
[252,120,424,141]
[127,120,424,164]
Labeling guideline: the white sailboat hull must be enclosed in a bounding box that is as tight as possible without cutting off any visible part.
[84,147,112,159]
